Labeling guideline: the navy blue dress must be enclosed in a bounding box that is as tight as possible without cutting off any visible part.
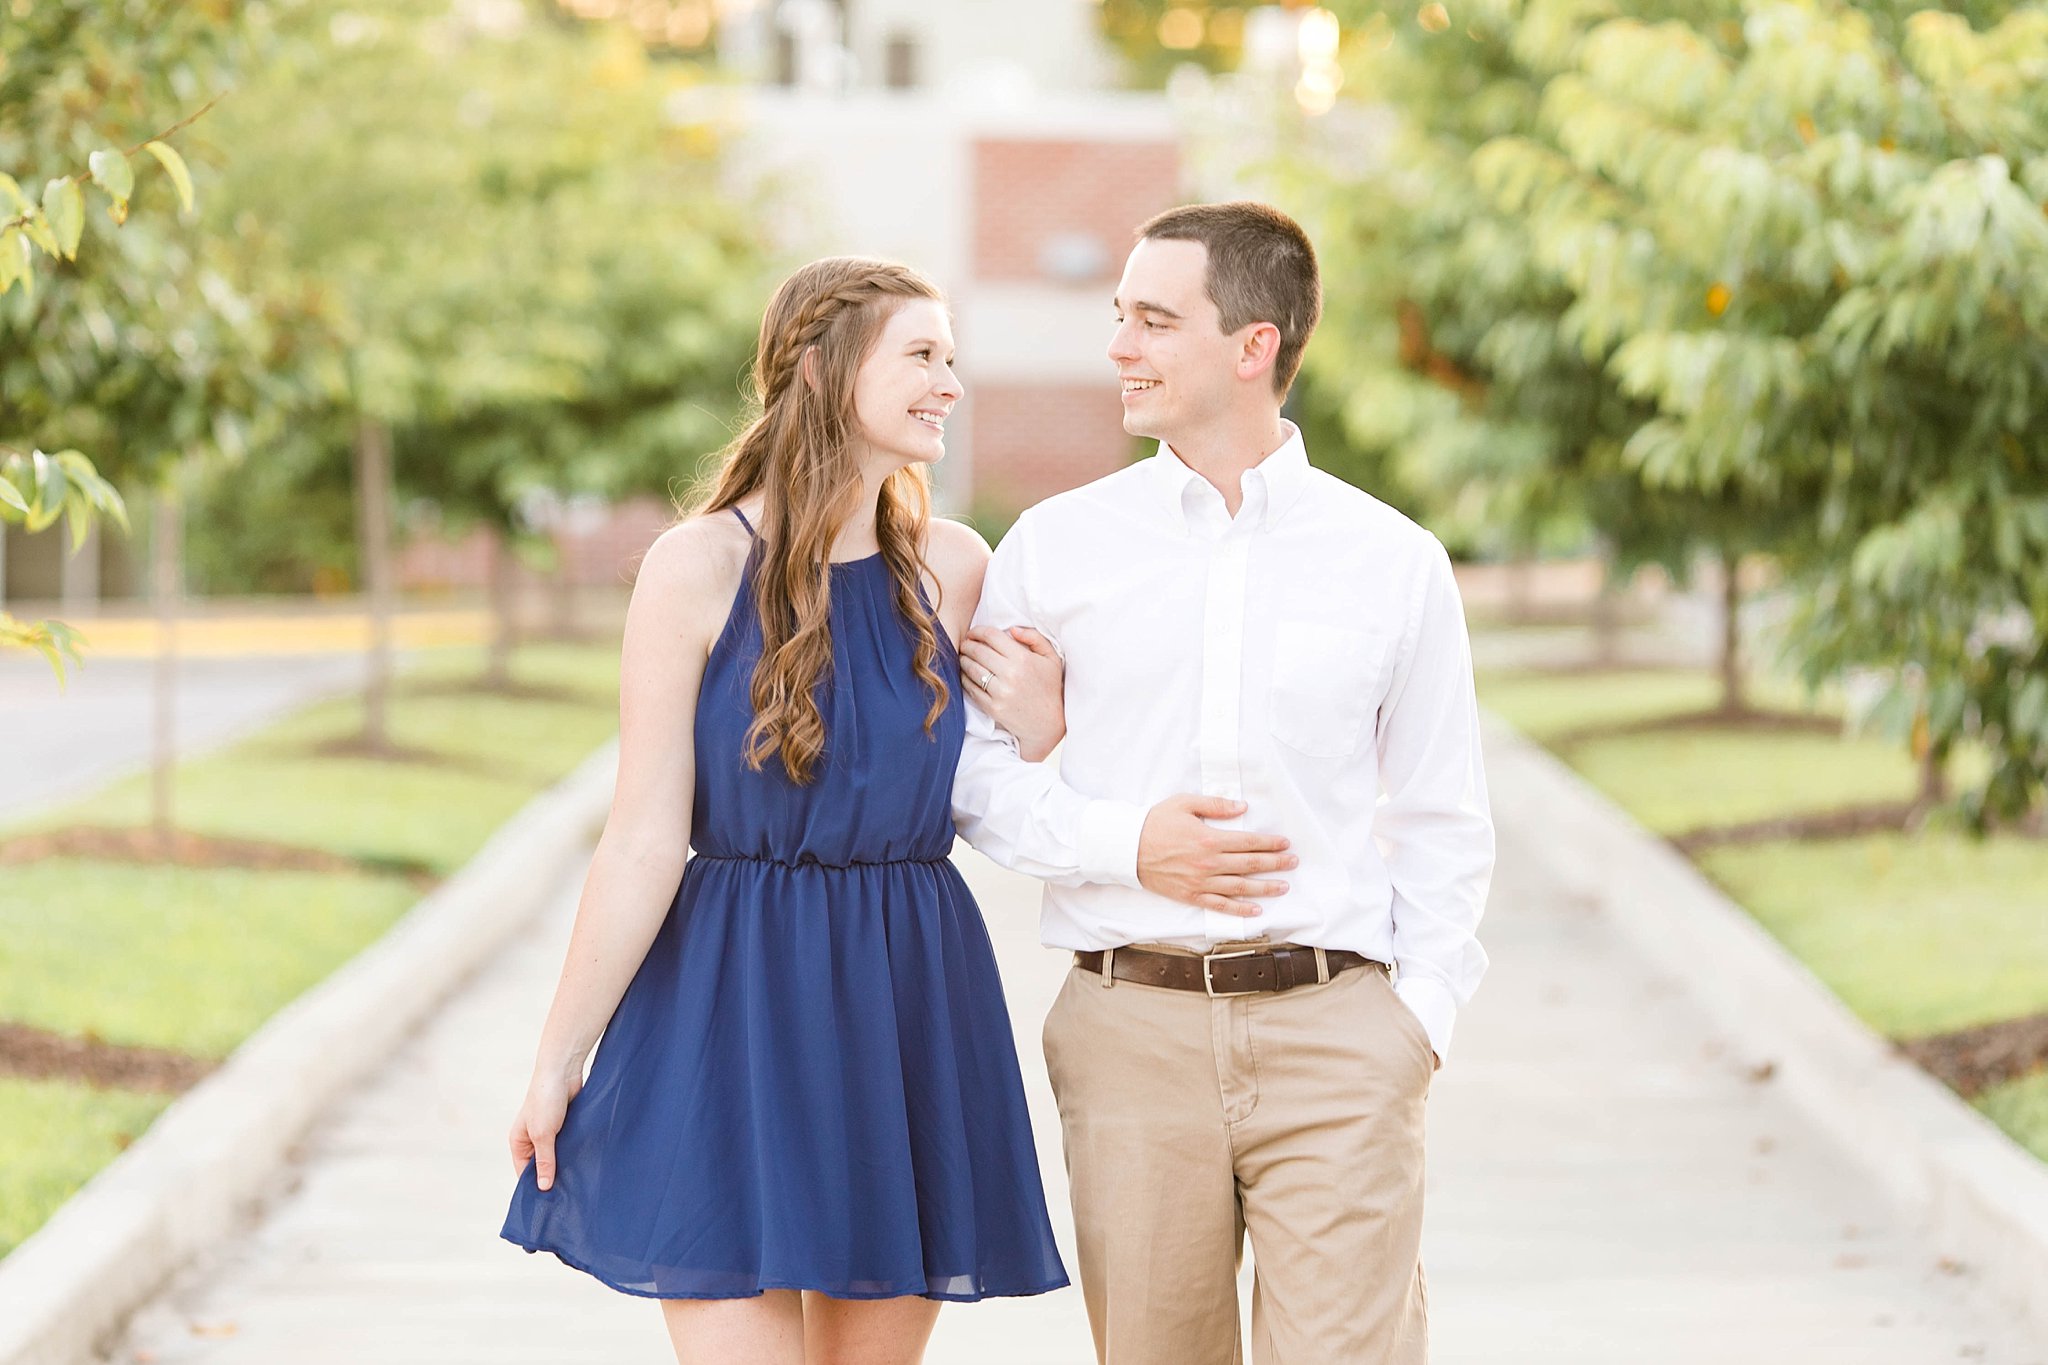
[502,509,1068,1301]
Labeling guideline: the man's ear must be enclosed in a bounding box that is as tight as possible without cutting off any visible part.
[1238,322,1282,384]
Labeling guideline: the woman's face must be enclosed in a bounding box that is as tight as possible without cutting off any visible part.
[849,298,961,471]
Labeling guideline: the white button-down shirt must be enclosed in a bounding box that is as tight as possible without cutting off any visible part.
[951,423,1494,1062]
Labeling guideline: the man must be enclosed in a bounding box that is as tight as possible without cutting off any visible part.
[952,201,1493,1364]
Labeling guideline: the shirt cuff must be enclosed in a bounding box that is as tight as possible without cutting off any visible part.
[1075,799,1147,888]
[1394,975,1458,1068]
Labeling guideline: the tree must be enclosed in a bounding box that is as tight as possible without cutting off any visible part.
[204,2,764,719]
[0,6,224,676]
[1473,2,2048,821]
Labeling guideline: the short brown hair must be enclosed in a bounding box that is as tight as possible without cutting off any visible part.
[1137,201,1321,396]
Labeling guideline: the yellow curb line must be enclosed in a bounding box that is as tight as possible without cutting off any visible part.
[55,612,492,658]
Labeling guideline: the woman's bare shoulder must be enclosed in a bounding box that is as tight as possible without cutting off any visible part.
[631,510,754,637]
[922,515,992,581]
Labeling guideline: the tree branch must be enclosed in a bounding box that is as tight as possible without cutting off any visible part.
[0,94,224,236]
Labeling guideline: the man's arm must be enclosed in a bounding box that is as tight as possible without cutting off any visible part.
[950,510,1149,887]
[951,511,1295,912]
[1373,537,1495,1067]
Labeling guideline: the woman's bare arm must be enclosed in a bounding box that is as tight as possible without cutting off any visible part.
[508,515,746,1190]
[925,517,1067,762]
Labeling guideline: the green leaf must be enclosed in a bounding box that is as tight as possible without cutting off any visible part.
[32,633,70,685]
[19,209,59,258]
[25,449,66,532]
[143,141,196,213]
[64,502,91,554]
[0,229,20,295]
[0,174,24,214]
[88,149,135,205]
[0,473,26,515]
[42,178,84,259]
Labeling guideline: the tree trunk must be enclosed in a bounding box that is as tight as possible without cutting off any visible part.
[355,418,396,751]
[150,483,183,847]
[1591,561,1624,667]
[1919,745,1949,808]
[1507,555,1535,625]
[1717,546,1746,716]
[61,520,101,614]
[486,526,516,689]
[549,555,578,642]
[1912,704,1948,810]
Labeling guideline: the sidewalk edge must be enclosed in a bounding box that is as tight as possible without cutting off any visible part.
[1486,718,2048,1341]
[0,740,619,1365]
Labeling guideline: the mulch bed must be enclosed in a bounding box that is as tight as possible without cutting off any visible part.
[1669,801,1923,854]
[303,733,525,782]
[1553,706,1844,751]
[0,825,439,888]
[1898,1013,2048,1099]
[0,1021,214,1093]
[400,678,610,706]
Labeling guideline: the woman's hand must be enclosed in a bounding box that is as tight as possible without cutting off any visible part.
[508,1063,584,1192]
[962,625,1066,762]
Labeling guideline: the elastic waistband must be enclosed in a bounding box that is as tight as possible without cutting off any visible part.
[691,852,951,871]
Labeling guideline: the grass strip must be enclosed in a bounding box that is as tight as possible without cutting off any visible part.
[0,860,424,1057]
[0,640,620,1256]
[1978,1072,2048,1164]
[1483,660,2048,1163]
[0,1078,171,1258]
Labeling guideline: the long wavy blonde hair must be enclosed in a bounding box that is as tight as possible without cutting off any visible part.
[694,257,951,785]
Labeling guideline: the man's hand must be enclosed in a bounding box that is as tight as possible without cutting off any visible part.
[1137,795,1296,917]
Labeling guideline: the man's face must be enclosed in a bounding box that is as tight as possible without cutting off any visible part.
[1107,236,1240,445]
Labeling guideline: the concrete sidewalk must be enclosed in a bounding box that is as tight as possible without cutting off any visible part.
[110,830,2043,1363]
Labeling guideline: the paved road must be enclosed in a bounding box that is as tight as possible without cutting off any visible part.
[106,788,2044,1364]
[0,655,374,828]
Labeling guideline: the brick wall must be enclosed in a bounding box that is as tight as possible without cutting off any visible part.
[971,138,1181,283]
[396,496,678,591]
[969,382,1138,514]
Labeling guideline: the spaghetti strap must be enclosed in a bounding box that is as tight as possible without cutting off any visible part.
[731,506,757,537]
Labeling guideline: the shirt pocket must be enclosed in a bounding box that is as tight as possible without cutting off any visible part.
[1268,621,1390,758]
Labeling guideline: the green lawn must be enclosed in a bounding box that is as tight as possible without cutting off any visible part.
[0,641,621,1257]
[1698,833,2048,1037]
[5,643,623,874]
[1978,1072,2048,1164]
[1476,668,1833,745]
[0,861,421,1056]
[0,1079,170,1257]
[1567,729,1919,834]
[1483,658,2048,1165]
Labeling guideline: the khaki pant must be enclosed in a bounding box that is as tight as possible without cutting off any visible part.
[1041,947,1433,1365]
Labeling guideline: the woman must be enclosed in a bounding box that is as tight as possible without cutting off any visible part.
[502,258,1068,1364]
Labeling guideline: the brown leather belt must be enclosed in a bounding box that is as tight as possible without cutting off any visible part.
[1074,944,1384,997]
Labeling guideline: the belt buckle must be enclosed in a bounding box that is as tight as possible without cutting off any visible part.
[1202,948,1265,998]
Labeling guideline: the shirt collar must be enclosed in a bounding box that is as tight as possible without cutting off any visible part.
[1150,420,1312,535]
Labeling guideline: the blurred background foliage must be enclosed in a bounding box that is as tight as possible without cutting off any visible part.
[2,0,768,599]
[3,0,2045,823]
[1114,0,2048,827]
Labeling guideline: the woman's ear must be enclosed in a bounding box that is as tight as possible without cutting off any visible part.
[800,345,820,393]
